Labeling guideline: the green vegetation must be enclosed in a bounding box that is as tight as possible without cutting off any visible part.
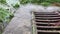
[0,8,14,34]
[0,8,13,23]
[0,0,60,34]
[0,0,6,4]
[20,0,60,6]
[0,32,2,34]
[13,3,20,9]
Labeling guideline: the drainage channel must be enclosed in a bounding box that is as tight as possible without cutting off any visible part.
[33,12,60,34]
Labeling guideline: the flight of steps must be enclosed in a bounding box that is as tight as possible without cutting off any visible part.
[34,12,60,34]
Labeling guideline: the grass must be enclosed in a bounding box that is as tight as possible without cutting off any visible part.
[0,32,2,34]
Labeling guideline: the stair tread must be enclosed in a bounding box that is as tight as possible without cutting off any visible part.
[37,30,60,33]
[37,26,60,28]
[34,12,57,14]
[35,17,60,18]
[36,22,58,24]
[35,14,58,15]
[35,19,59,21]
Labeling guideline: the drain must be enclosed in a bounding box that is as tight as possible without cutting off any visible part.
[33,12,60,34]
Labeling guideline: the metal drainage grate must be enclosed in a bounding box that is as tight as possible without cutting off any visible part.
[33,12,60,34]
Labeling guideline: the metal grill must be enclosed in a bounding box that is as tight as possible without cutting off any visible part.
[33,12,60,34]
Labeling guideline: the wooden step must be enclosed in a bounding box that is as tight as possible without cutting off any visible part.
[35,18,60,20]
[37,30,60,33]
[35,17,60,18]
[34,12,57,15]
[38,32,59,34]
[35,20,59,23]
[35,19,59,21]
[35,15,60,17]
[36,22,58,24]
[37,26,60,28]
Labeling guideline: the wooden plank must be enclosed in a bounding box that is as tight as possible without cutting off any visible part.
[35,17,60,18]
[34,12,57,15]
[35,19,59,21]
[36,22,57,25]
[35,15,60,17]
[37,30,60,33]
[37,26,60,28]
